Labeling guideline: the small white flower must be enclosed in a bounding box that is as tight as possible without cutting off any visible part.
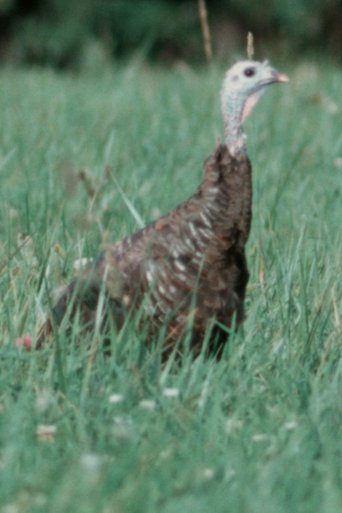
[73,257,93,271]
[284,420,297,431]
[109,393,123,404]
[139,399,157,410]
[252,433,268,443]
[36,424,57,442]
[225,417,243,435]
[80,453,101,472]
[201,468,215,481]
[162,387,179,398]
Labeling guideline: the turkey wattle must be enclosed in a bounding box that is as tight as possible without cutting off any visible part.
[37,60,288,356]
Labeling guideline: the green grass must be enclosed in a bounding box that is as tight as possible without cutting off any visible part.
[0,59,342,513]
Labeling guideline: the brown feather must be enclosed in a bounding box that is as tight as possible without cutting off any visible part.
[37,59,289,357]
[37,144,251,357]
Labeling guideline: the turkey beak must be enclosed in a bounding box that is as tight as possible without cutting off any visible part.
[271,69,289,84]
[261,67,289,87]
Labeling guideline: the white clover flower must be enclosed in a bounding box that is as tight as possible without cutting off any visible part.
[284,420,297,431]
[36,424,57,442]
[109,393,124,404]
[80,453,101,472]
[201,468,215,481]
[139,399,157,410]
[162,388,179,398]
[251,433,268,443]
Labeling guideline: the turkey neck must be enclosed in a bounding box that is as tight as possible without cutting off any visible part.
[200,146,252,251]
[221,90,247,157]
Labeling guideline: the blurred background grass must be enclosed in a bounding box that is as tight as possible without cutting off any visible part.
[0,0,340,69]
[0,2,342,513]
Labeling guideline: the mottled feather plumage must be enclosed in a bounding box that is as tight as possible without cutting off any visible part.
[37,60,288,356]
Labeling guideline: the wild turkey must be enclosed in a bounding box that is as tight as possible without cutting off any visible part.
[36,60,288,356]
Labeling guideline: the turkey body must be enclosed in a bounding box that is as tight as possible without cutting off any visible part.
[37,59,289,357]
[39,144,252,356]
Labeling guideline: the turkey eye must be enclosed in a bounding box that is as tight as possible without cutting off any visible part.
[244,67,256,77]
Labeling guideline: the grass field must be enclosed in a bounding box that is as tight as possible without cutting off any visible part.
[0,58,341,513]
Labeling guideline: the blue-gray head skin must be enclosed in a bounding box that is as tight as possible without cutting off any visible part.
[221,60,289,157]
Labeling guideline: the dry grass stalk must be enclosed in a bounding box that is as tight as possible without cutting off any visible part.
[198,0,213,62]
[332,286,341,330]
[247,32,254,60]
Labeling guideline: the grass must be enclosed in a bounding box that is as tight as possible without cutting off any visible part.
[0,58,342,513]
